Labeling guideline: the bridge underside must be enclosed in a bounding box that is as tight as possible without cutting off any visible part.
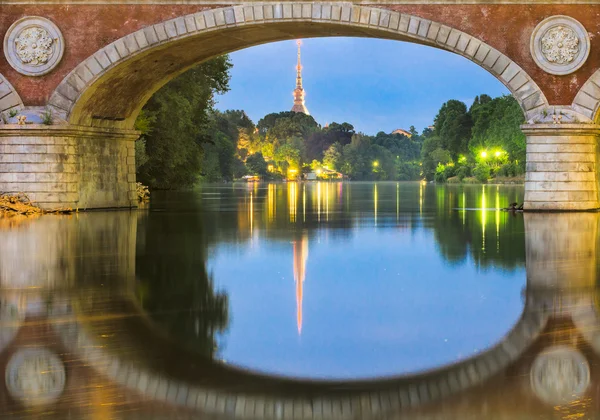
[0,2,600,210]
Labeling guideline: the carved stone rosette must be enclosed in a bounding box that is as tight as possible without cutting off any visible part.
[5,347,66,406]
[3,17,64,77]
[530,16,590,76]
[530,346,590,405]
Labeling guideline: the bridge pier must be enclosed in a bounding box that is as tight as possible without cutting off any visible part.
[523,124,600,211]
[0,125,138,210]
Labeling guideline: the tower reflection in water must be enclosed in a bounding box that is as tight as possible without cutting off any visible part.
[0,186,600,419]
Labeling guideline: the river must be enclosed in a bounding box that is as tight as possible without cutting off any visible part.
[1,181,598,418]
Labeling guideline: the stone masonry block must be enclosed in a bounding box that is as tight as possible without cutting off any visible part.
[351,6,361,23]
[427,22,441,40]
[445,29,460,48]
[113,38,129,57]
[0,92,23,110]
[341,5,351,22]
[359,8,370,25]
[134,30,149,49]
[234,6,246,22]
[142,27,159,46]
[164,21,178,38]
[475,44,490,63]
[482,48,500,69]
[302,3,312,20]
[527,143,595,154]
[582,80,600,99]
[223,8,235,25]
[263,4,274,20]
[57,80,80,101]
[123,33,140,53]
[398,14,410,32]
[184,15,198,32]
[465,39,481,58]
[492,54,511,75]
[455,34,470,52]
[204,11,216,28]
[273,4,283,19]
[49,92,73,112]
[527,152,595,163]
[282,4,292,19]
[369,9,379,26]
[292,4,302,18]
[0,82,11,98]
[252,6,264,20]
[174,17,188,34]
[75,64,94,84]
[417,20,430,38]
[436,25,450,44]
[527,181,597,192]
[574,92,597,111]
[378,10,390,27]
[93,51,112,70]
[500,62,520,84]
[508,72,528,91]
[85,57,103,76]
[321,4,331,20]
[388,12,400,30]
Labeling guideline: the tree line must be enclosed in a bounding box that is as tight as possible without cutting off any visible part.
[135,57,526,189]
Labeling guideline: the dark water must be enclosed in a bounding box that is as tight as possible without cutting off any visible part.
[3,181,600,419]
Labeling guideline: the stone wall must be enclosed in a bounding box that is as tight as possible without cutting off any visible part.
[523,124,600,211]
[0,125,138,209]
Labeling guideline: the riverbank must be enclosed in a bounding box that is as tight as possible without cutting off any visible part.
[447,176,524,185]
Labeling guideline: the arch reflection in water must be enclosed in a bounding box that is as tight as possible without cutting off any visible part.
[0,184,599,419]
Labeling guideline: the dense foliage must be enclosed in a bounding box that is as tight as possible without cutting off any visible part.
[422,94,526,183]
[134,56,526,186]
[135,56,232,189]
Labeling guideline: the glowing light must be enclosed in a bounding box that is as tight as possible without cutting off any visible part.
[267,164,274,172]
[316,169,322,175]
[480,151,487,158]
[495,151,502,157]
[373,161,379,168]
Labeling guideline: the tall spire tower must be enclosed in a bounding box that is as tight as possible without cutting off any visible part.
[291,40,309,115]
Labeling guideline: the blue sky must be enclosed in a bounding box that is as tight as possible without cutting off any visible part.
[215,37,510,135]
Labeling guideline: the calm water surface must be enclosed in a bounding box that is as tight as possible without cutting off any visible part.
[5,181,600,419]
[138,182,526,379]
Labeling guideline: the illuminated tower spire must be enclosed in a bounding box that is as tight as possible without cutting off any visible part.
[293,234,308,334]
[291,40,309,115]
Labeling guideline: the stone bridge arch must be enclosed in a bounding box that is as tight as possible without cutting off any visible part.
[51,292,548,419]
[48,3,548,129]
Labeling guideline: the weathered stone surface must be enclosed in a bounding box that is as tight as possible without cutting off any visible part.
[522,124,600,211]
[0,125,138,209]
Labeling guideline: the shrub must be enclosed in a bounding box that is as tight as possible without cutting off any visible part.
[456,165,470,180]
[447,176,461,184]
[473,163,491,183]
[496,162,521,177]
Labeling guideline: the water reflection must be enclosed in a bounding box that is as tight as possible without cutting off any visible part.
[1,183,600,419]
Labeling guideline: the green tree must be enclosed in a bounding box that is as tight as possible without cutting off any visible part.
[135,56,232,189]
[246,152,268,176]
